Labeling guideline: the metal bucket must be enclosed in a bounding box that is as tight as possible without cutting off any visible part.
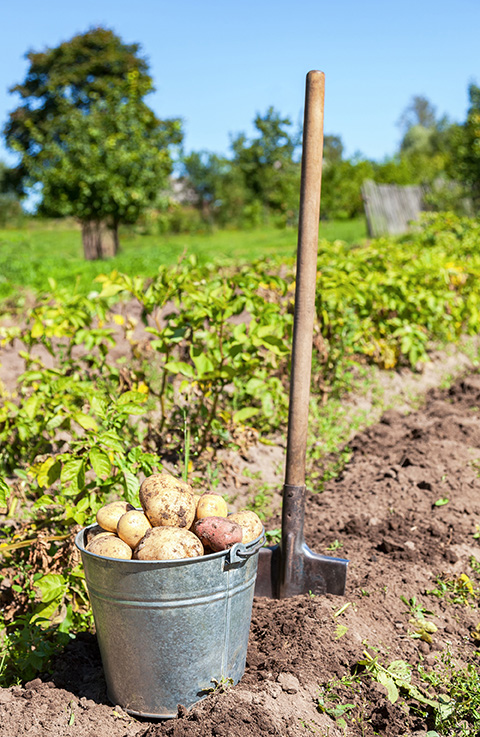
[75,524,264,718]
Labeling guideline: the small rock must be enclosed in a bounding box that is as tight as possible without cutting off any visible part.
[277,672,300,694]
[0,690,14,704]
[404,541,416,551]
[24,678,42,691]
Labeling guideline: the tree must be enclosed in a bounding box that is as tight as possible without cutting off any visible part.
[230,107,301,225]
[397,95,438,134]
[451,83,480,210]
[4,27,182,258]
[323,135,344,165]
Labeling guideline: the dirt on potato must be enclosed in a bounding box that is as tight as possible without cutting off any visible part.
[4,371,480,735]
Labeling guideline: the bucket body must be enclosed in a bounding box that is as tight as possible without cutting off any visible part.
[75,525,263,718]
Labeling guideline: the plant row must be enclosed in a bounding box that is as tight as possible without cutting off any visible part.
[1,212,480,682]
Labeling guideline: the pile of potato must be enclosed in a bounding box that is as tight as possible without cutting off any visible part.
[85,472,263,561]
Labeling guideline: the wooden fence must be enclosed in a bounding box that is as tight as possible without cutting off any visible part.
[361,179,425,237]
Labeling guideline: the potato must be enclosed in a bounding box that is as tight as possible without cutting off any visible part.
[227,510,263,544]
[117,509,152,549]
[139,473,196,529]
[96,501,135,532]
[86,534,133,559]
[84,525,115,546]
[195,492,228,520]
[134,526,204,561]
[193,516,243,552]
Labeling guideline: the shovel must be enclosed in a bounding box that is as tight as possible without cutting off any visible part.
[254,71,349,598]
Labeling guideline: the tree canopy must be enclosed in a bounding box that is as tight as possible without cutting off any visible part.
[4,27,182,258]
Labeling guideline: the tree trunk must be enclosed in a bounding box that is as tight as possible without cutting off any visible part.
[81,220,119,260]
[81,221,103,260]
[110,221,120,256]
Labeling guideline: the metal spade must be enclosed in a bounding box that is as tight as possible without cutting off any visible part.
[254,71,349,598]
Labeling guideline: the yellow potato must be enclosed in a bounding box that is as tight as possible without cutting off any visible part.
[139,473,196,529]
[117,509,152,549]
[134,526,204,561]
[96,501,135,532]
[84,526,115,546]
[86,534,133,559]
[195,492,228,520]
[227,510,263,544]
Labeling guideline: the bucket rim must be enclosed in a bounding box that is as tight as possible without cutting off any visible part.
[75,522,265,566]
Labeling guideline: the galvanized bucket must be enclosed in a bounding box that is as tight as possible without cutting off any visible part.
[75,524,265,718]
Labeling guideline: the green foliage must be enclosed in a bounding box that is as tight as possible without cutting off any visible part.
[182,107,301,228]
[451,83,480,211]
[321,158,374,220]
[4,27,153,192]
[2,213,480,686]
[418,649,480,736]
[26,93,181,229]
[4,27,182,256]
[427,573,478,607]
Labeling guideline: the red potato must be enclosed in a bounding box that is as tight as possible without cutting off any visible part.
[193,516,243,552]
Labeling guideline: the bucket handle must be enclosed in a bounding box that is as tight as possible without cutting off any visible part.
[226,532,266,565]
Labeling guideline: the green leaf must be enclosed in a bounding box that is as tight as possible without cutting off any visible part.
[98,430,124,452]
[61,458,85,490]
[434,497,449,506]
[232,406,259,424]
[164,360,196,378]
[123,470,140,505]
[91,395,108,418]
[117,390,147,406]
[89,447,112,479]
[191,352,215,378]
[388,660,412,682]
[46,414,67,431]
[24,395,40,420]
[34,573,66,602]
[0,477,10,508]
[74,413,98,432]
[377,670,399,703]
[37,458,61,488]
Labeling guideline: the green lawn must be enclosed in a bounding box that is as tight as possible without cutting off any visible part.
[0,217,367,300]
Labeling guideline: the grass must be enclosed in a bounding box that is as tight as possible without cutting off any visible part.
[0,216,367,300]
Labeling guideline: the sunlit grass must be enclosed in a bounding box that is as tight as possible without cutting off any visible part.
[0,217,367,300]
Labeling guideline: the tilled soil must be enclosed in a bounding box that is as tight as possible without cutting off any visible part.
[4,372,480,736]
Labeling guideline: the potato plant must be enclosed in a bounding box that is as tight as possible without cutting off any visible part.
[1,211,480,684]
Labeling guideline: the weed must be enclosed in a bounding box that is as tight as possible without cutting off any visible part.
[264,528,281,545]
[246,483,274,520]
[418,648,480,735]
[326,539,343,552]
[400,595,438,643]
[202,676,234,695]
[427,573,478,607]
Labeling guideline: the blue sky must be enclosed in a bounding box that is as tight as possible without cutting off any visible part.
[1,0,478,166]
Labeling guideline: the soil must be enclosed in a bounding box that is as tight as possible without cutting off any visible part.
[3,368,480,735]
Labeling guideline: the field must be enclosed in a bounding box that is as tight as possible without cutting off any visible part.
[2,213,480,736]
[0,217,367,300]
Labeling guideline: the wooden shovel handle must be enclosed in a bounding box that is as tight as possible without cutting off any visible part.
[284,70,325,488]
